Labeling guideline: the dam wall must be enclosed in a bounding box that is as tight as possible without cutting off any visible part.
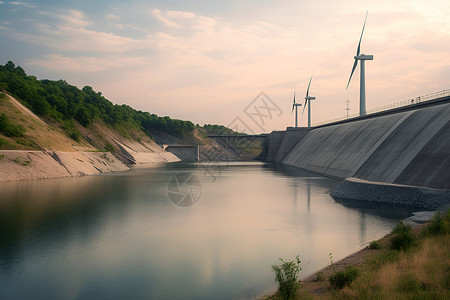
[274,127,311,163]
[165,145,200,162]
[266,100,450,190]
[264,131,286,162]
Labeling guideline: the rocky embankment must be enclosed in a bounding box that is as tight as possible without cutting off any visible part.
[331,177,450,210]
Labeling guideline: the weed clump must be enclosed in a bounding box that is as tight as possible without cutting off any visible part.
[0,113,25,137]
[329,265,359,290]
[272,255,302,299]
[390,222,416,251]
[425,210,450,235]
[369,241,381,250]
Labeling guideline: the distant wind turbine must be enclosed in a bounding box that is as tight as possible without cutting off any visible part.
[346,11,373,116]
[291,88,302,127]
[302,75,315,128]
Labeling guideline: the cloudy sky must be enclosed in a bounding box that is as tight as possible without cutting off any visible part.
[1,0,449,132]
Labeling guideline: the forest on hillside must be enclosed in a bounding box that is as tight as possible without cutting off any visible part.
[0,61,196,140]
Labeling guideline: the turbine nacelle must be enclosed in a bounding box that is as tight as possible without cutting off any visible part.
[305,96,316,101]
[354,54,373,60]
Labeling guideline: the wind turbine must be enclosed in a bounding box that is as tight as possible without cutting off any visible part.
[302,75,315,128]
[291,88,302,127]
[346,11,373,116]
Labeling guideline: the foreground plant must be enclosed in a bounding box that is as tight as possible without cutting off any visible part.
[272,255,302,300]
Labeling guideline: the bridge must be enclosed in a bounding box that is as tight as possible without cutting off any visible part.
[207,134,268,156]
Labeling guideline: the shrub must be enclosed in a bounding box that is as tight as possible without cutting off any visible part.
[425,211,450,235]
[329,265,359,290]
[315,271,325,282]
[369,241,381,249]
[0,113,25,137]
[272,255,302,299]
[390,222,416,251]
[62,119,82,142]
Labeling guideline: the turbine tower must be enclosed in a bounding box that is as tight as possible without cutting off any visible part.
[346,11,373,116]
[291,88,302,127]
[302,75,315,128]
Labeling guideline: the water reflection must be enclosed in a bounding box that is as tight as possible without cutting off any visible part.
[0,162,415,300]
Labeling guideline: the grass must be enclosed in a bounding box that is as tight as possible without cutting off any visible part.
[293,210,450,299]
[12,157,31,166]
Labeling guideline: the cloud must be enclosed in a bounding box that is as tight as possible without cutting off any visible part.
[151,9,178,28]
[105,14,119,20]
[8,1,34,8]
[5,3,449,128]
[29,54,147,72]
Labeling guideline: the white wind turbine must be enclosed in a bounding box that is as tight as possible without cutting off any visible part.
[302,75,315,128]
[346,11,373,116]
[291,88,302,127]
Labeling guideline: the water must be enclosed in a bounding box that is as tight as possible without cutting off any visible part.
[0,161,414,299]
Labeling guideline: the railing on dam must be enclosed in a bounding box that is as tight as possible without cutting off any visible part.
[314,89,450,127]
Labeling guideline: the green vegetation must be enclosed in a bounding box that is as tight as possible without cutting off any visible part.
[424,211,450,235]
[0,154,4,159]
[0,61,195,139]
[0,113,26,137]
[104,143,115,153]
[272,255,302,300]
[202,124,244,135]
[390,222,416,251]
[293,209,450,299]
[62,119,82,141]
[329,265,359,290]
[369,240,381,249]
[12,157,31,166]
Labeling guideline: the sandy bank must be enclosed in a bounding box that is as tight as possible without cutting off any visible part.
[0,149,180,182]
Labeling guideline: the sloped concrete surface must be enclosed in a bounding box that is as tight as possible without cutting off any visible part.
[274,127,310,162]
[281,102,450,189]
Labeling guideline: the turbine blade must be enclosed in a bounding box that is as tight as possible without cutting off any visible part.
[291,89,296,113]
[306,75,313,98]
[346,59,358,90]
[302,99,308,115]
[356,11,368,56]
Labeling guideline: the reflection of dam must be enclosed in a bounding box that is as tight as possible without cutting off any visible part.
[263,93,450,190]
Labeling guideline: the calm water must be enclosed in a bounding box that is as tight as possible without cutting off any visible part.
[0,161,414,300]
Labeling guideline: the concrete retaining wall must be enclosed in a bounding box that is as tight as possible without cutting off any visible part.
[281,102,450,189]
[274,127,311,162]
[165,145,199,162]
[264,131,285,162]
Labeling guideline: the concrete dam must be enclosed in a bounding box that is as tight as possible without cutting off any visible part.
[263,95,450,192]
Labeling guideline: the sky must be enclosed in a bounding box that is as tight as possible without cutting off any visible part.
[0,0,449,133]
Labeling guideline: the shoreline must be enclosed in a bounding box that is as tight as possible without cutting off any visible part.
[0,149,180,183]
[265,202,450,299]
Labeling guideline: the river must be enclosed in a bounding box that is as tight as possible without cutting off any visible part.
[0,161,414,299]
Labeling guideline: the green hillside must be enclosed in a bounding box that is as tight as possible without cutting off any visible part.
[0,61,195,141]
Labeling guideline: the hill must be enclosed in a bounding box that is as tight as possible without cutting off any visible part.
[0,61,259,181]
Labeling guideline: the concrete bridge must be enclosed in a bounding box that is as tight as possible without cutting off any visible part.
[164,145,200,162]
[262,91,450,190]
[207,134,268,156]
